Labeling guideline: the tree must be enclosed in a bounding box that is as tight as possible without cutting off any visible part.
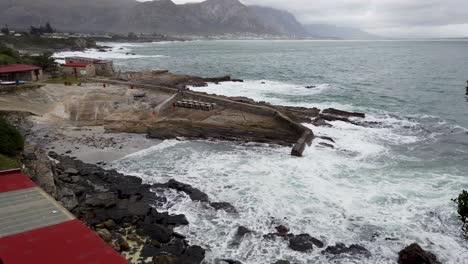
[127,32,137,39]
[29,52,58,73]
[1,24,9,35]
[44,22,54,33]
[0,117,24,156]
[30,26,42,35]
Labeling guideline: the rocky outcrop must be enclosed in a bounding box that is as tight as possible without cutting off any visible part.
[398,243,441,264]
[46,152,205,264]
[148,119,300,146]
[322,243,371,258]
[22,145,58,198]
[154,179,238,213]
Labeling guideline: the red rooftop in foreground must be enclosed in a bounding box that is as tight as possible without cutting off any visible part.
[0,169,127,264]
[0,64,43,82]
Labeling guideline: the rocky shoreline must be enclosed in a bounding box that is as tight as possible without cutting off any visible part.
[19,144,443,264]
[1,75,443,263]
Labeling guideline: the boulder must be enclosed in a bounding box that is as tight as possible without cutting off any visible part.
[289,234,324,252]
[64,168,79,175]
[220,259,242,264]
[153,255,176,264]
[58,187,78,211]
[312,118,333,127]
[275,225,289,235]
[84,192,117,208]
[236,226,252,238]
[210,202,238,213]
[322,243,371,258]
[322,108,365,118]
[22,145,58,198]
[96,228,112,242]
[143,224,173,243]
[398,243,441,264]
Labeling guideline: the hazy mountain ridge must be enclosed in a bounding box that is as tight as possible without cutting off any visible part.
[304,24,381,40]
[0,0,378,39]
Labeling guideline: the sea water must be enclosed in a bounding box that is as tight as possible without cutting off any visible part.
[57,40,468,263]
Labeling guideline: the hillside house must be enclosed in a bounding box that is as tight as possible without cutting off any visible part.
[63,63,96,77]
[64,57,114,76]
[0,64,43,82]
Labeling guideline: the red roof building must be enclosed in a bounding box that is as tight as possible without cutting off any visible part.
[0,64,43,82]
[63,62,89,68]
[0,169,127,264]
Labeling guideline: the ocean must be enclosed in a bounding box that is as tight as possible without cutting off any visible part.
[55,40,468,263]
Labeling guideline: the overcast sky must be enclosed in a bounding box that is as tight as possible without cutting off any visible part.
[145,0,468,38]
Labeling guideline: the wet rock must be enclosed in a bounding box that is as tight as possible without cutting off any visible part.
[289,234,324,252]
[305,85,316,89]
[232,79,244,82]
[273,261,290,264]
[96,228,112,242]
[58,187,78,211]
[322,108,365,118]
[220,259,242,264]
[236,226,252,238]
[179,245,205,264]
[64,168,79,175]
[143,224,173,243]
[275,225,289,235]
[318,142,335,149]
[322,243,371,258]
[103,219,116,229]
[84,192,117,208]
[119,239,130,251]
[22,145,57,198]
[317,136,335,143]
[156,179,209,202]
[153,255,175,264]
[210,202,238,213]
[312,117,333,127]
[398,243,441,264]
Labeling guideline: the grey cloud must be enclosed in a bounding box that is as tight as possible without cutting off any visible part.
[168,0,468,37]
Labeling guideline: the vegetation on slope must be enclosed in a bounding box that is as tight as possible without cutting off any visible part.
[0,117,24,170]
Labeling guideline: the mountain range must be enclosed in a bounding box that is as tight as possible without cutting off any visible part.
[0,0,380,39]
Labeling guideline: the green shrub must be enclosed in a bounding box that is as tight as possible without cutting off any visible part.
[0,117,24,156]
[453,190,468,235]
[0,153,20,170]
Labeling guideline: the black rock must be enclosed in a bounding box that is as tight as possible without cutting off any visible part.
[318,142,335,149]
[322,108,365,118]
[84,192,117,208]
[289,234,324,252]
[210,202,238,213]
[143,224,173,243]
[398,243,441,264]
[322,243,371,258]
[178,245,205,264]
[273,261,290,264]
[156,179,209,202]
[236,226,252,238]
[312,117,333,127]
[220,259,242,264]
[317,136,335,143]
[275,225,289,235]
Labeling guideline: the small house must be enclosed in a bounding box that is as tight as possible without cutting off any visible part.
[63,63,96,77]
[0,64,43,82]
[65,57,114,76]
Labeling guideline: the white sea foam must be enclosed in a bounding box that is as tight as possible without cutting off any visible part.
[110,79,468,263]
[52,42,168,63]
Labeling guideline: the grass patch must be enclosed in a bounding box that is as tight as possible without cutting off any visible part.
[45,76,82,84]
[0,154,20,171]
